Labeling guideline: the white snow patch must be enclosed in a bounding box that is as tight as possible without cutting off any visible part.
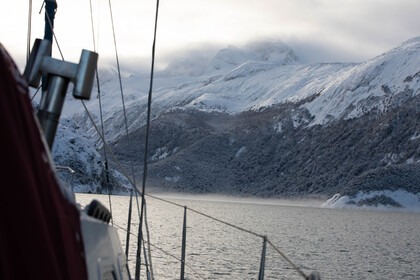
[405,157,418,164]
[235,146,246,158]
[52,119,102,178]
[291,111,309,128]
[322,189,420,212]
[380,153,405,165]
[165,176,180,183]
[410,132,420,140]
[274,122,283,133]
[151,147,170,160]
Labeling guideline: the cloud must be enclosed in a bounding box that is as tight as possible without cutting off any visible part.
[2,0,420,67]
[281,0,420,62]
[155,0,420,63]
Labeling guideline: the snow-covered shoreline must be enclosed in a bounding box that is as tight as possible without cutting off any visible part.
[322,189,420,212]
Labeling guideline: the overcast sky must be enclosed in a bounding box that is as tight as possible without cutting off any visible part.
[1,0,419,69]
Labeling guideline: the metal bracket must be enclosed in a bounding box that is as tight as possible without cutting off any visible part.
[24,38,98,100]
[23,38,98,148]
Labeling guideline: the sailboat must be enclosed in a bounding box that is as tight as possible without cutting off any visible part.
[0,38,130,280]
[1,1,322,279]
[0,0,129,279]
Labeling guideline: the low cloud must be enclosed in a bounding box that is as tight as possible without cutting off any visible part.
[5,0,419,68]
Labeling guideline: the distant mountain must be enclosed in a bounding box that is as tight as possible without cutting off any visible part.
[54,38,420,209]
[161,40,300,77]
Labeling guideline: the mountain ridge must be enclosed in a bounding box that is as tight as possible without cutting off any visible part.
[54,37,420,209]
[69,37,420,143]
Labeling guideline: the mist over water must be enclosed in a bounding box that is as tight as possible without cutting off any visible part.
[76,193,420,280]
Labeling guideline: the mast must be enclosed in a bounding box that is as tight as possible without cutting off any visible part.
[41,0,56,93]
[43,0,57,43]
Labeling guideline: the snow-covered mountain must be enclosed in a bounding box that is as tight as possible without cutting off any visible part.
[54,38,420,210]
[52,118,131,194]
[67,38,420,141]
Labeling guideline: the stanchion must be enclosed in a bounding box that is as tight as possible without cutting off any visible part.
[180,206,187,280]
[258,236,267,280]
[125,189,133,257]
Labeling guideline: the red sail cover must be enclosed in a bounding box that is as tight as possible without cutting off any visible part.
[0,44,88,280]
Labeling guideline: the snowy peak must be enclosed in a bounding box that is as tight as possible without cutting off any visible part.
[244,40,301,64]
[383,36,420,54]
[70,36,420,145]
[305,37,420,125]
[161,40,300,77]
[208,40,300,73]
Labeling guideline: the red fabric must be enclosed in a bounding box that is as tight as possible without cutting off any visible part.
[0,44,88,280]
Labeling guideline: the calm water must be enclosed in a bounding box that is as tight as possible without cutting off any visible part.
[76,193,420,280]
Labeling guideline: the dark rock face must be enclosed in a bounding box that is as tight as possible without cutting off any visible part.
[110,93,420,198]
[349,195,402,208]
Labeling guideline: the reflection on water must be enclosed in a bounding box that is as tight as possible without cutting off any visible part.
[76,193,420,280]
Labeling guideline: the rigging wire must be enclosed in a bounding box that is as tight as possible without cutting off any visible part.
[106,0,139,250]
[143,199,154,280]
[28,2,213,279]
[26,0,32,63]
[135,0,160,278]
[77,200,204,279]
[80,101,138,189]
[48,0,316,277]
[39,1,64,61]
[267,239,308,279]
[79,71,311,280]
[27,1,43,104]
[30,85,42,101]
[142,243,151,280]
[142,194,310,279]
[143,193,264,238]
[108,221,206,280]
[88,0,113,223]
[107,0,137,186]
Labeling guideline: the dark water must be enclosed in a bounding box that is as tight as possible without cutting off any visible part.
[76,193,420,280]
